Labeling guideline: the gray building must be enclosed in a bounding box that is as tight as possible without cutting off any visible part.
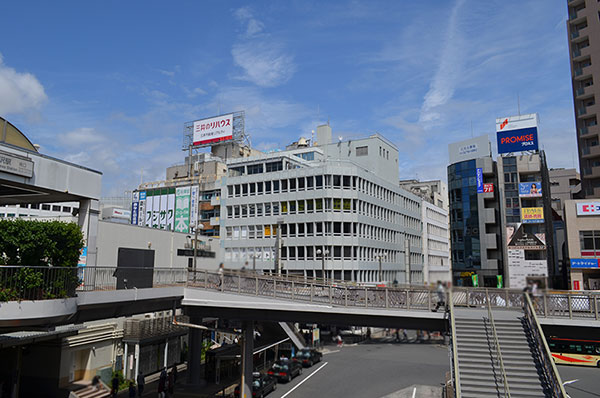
[399,179,448,210]
[549,168,581,218]
[567,0,600,198]
[221,126,423,284]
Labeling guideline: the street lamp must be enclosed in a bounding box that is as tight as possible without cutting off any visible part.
[316,249,329,283]
[192,222,204,278]
[375,253,386,283]
[251,253,257,273]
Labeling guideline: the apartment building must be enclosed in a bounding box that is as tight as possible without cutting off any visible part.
[567,0,600,197]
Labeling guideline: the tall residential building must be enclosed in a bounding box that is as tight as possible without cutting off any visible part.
[567,0,600,197]
[448,135,504,287]
[399,179,451,283]
[222,126,424,284]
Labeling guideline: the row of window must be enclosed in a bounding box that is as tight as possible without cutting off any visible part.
[427,224,448,239]
[225,223,422,246]
[226,175,420,210]
[0,204,76,213]
[427,239,449,251]
[580,230,600,253]
[425,207,447,224]
[225,199,421,229]
[224,245,422,264]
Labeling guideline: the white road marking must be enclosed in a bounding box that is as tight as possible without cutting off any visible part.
[323,350,339,355]
[280,362,328,398]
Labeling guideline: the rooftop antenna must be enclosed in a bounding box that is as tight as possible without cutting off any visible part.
[517,93,521,116]
[470,120,473,138]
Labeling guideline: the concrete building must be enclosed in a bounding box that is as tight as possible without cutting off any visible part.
[564,199,600,290]
[567,0,600,198]
[549,168,582,218]
[448,135,504,287]
[222,125,424,284]
[399,179,449,210]
[398,179,451,284]
[497,152,557,289]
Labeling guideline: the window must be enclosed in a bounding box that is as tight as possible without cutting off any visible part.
[281,179,288,192]
[42,204,51,211]
[306,176,314,189]
[265,181,271,193]
[356,146,368,156]
[52,205,61,212]
[265,203,271,216]
[273,180,280,192]
[315,175,323,188]
[580,230,600,254]
[247,164,263,175]
[265,161,283,172]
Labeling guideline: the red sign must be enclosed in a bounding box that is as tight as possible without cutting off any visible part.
[483,183,494,193]
[500,119,508,130]
[573,280,580,290]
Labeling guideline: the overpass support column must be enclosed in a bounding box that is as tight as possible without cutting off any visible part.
[241,320,254,398]
[187,320,206,386]
[78,199,99,267]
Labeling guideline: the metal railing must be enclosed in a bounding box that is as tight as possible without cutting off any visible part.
[1,266,600,322]
[486,292,510,398]
[448,289,460,398]
[523,293,566,398]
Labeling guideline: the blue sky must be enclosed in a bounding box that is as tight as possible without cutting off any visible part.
[0,0,577,196]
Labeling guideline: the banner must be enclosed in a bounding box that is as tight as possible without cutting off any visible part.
[190,186,199,228]
[521,207,544,223]
[519,182,542,197]
[570,258,600,268]
[152,192,160,228]
[483,183,494,193]
[131,202,139,225]
[167,192,175,230]
[174,187,191,233]
[138,194,146,227]
[476,168,483,194]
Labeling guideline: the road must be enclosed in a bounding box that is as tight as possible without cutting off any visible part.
[269,337,450,398]
[558,365,600,397]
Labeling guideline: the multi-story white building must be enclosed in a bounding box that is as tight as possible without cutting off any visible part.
[221,125,423,284]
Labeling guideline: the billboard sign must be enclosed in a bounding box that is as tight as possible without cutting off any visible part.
[507,249,548,289]
[483,183,494,193]
[476,168,484,193]
[193,114,234,146]
[131,202,139,225]
[521,207,544,223]
[576,202,600,216]
[519,182,542,197]
[174,187,191,233]
[496,113,539,154]
[571,258,600,269]
[448,134,491,164]
[506,224,546,250]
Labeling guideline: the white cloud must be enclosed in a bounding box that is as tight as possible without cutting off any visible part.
[183,86,207,98]
[0,53,47,115]
[232,41,296,87]
[57,127,106,147]
[231,7,296,87]
[419,0,466,124]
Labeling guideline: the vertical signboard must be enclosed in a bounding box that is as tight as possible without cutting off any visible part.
[152,191,160,229]
[167,189,175,230]
[138,191,146,227]
[175,187,191,233]
[131,192,139,225]
[190,185,199,229]
[476,168,484,193]
[159,189,168,229]
[146,192,153,227]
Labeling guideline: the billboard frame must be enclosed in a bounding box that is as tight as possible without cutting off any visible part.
[182,110,245,150]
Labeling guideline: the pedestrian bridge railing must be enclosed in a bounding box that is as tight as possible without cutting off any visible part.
[1,266,599,321]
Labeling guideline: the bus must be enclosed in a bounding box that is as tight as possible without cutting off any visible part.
[548,337,600,367]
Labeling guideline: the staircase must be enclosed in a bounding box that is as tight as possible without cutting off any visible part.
[453,309,549,397]
[69,384,110,398]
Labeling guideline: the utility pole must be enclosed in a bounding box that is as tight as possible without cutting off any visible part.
[275,218,283,275]
[405,239,411,285]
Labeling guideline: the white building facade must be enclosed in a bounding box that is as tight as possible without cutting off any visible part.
[421,200,451,283]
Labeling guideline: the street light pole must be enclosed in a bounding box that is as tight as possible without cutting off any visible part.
[252,253,256,273]
[317,249,329,284]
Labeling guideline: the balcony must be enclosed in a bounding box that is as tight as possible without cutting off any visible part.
[575,87,585,96]
[579,126,589,135]
[210,195,220,206]
[210,216,220,226]
[483,208,495,224]
[582,145,600,158]
[572,49,581,58]
[578,107,587,116]
[574,64,592,80]
[571,31,580,39]
[484,233,497,250]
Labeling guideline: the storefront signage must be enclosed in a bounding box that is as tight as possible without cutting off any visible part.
[519,182,542,197]
[476,168,483,193]
[576,202,600,216]
[570,258,600,268]
[0,150,34,178]
[521,207,544,223]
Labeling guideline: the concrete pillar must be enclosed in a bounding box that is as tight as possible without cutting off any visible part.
[240,321,254,398]
[187,326,205,385]
[134,344,140,380]
[78,199,99,267]
[163,339,169,369]
[123,343,128,379]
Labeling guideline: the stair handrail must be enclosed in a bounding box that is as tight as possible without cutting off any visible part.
[448,289,461,398]
[523,292,567,397]
[486,290,511,398]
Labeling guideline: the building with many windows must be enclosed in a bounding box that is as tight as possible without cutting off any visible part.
[221,126,424,284]
[564,199,600,290]
[567,0,600,198]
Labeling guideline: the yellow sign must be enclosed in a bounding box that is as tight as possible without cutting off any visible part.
[264,225,271,236]
[521,207,544,224]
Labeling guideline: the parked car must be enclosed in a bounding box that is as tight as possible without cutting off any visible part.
[267,358,302,382]
[234,372,277,398]
[296,347,323,367]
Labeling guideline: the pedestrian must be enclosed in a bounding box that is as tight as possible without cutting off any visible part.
[336,334,343,348]
[217,263,224,287]
[111,373,119,398]
[128,381,136,398]
[172,365,178,385]
[168,370,175,396]
[136,372,145,398]
[433,281,446,312]
[366,327,371,340]
[158,371,166,398]
[91,375,101,391]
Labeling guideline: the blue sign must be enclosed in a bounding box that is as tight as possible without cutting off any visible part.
[518,182,542,197]
[571,258,600,269]
[131,202,139,225]
[139,191,146,200]
[476,168,483,193]
[497,127,538,154]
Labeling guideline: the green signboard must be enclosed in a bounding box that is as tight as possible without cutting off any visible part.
[175,187,191,233]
